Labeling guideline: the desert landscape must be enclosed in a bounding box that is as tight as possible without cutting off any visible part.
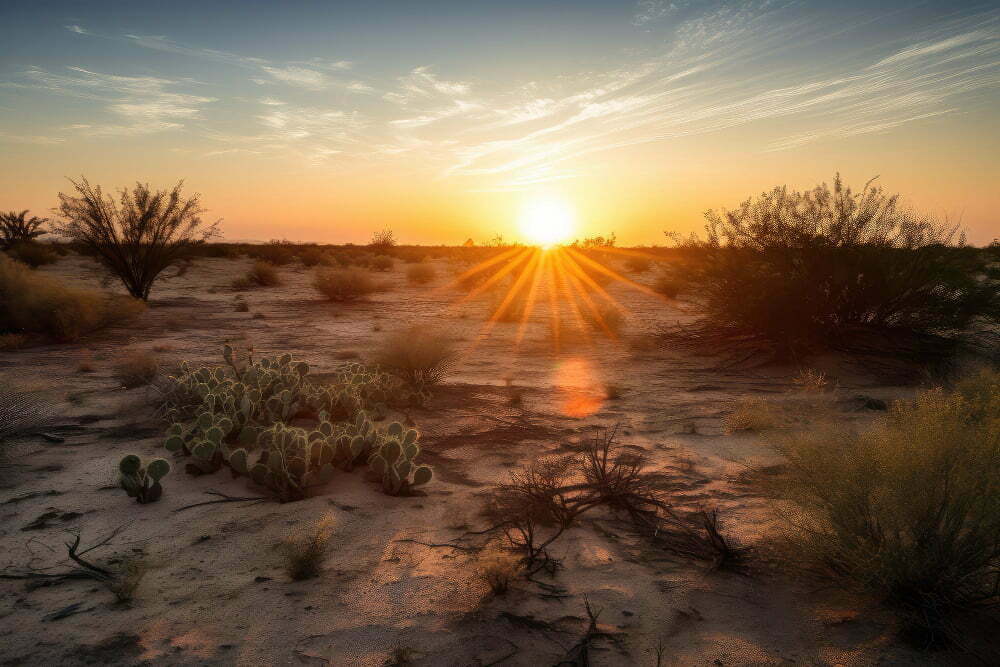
[2,1,999,665]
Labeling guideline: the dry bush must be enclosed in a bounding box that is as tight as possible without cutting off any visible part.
[476,551,520,596]
[0,254,144,342]
[248,240,295,265]
[652,270,683,298]
[624,255,652,273]
[374,327,455,388]
[406,262,436,285]
[723,396,779,433]
[368,254,394,272]
[236,260,281,288]
[369,228,396,249]
[298,246,333,267]
[5,242,58,268]
[0,210,47,250]
[769,369,1000,636]
[282,517,335,581]
[0,333,28,351]
[313,267,379,301]
[234,300,249,312]
[55,178,219,300]
[115,351,159,388]
[665,175,1000,362]
[792,368,830,393]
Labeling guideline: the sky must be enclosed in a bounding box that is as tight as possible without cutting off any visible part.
[1,0,998,245]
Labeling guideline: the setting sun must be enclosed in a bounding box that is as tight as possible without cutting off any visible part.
[518,196,576,247]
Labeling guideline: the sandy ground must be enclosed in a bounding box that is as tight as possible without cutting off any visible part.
[0,254,969,666]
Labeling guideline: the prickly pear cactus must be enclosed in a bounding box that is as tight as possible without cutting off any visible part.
[367,422,433,495]
[118,455,171,504]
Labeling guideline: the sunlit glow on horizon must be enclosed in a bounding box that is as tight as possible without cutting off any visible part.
[517,195,576,248]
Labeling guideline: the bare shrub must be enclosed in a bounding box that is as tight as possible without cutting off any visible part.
[282,517,335,581]
[406,262,436,285]
[665,175,1000,362]
[55,178,220,300]
[374,327,455,388]
[313,267,379,302]
[769,369,1000,636]
[370,228,396,249]
[723,397,779,433]
[0,254,144,342]
[0,210,47,250]
[115,351,159,388]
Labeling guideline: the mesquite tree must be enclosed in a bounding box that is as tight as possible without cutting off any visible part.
[55,178,220,300]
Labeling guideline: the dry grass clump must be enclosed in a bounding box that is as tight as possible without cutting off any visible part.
[368,254,394,272]
[233,260,281,289]
[114,351,159,388]
[0,254,144,342]
[248,240,295,265]
[723,396,779,433]
[624,255,652,273]
[374,327,455,388]
[770,369,1000,638]
[5,242,59,268]
[313,267,379,301]
[108,554,149,603]
[476,551,520,596]
[0,333,28,351]
[282,517,335,581]
[652,270,683,298]
[406,261,436,285]
[298,246,333,267]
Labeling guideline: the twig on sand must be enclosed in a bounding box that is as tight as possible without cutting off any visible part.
[393,538,476,552]
[173,490,268,512]
[553,598,606,667]
[0,526,125,589]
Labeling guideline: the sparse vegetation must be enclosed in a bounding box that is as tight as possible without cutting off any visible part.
[313,267,379,301]
[234,260,281,288]
[476,551,520,596]
[370,228,396,249]
[665,175,1000,362]
[624,254,652,273]
[54,178,220,300]
[114,351,159,388]
[0,254,144,343]
[769,369,1000,637]
[5,242,59,268]
[374,327,455,389]
[723,396,779,433]
[282,517,335,580]
[368,254,394,272]
[652,269,683,298]
[406,261,436,285]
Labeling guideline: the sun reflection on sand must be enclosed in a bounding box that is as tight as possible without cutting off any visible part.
[552,357,604,417]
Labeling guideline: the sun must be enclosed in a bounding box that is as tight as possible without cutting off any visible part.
[518,195,576,247]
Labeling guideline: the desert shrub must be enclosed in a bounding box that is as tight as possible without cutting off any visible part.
[5,242,58,268]
[313,267,378,301]
[282,517,334,580]
[298,246,333,267]
[624,255,652,273]
[0,333,28,351]
[476,551,520,595]
[162,346,432,501]
[724,397,779,433]
[367,254,394,272]
[0,210,47,250]
[374,327,455,389]
[247,240,295,265]
[406,262,436,285]
[115,351,159,388]
[54,178,219,300]
[770,369,1000,634]
[237,260,281,288]
[0,254,144,342]
[666,175,1000,361]
[108,554,149,602]
[370,228,396,249]
[652,269,683,298]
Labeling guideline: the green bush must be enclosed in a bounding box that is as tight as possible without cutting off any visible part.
[667,175,1000,361]
[770,369,1000,634]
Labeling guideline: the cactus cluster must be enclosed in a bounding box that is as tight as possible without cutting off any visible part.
[160,346,434,501]
[369,421,433,495]
[118,455,171,503]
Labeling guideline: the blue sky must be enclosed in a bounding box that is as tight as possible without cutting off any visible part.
[1,1,998,243]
